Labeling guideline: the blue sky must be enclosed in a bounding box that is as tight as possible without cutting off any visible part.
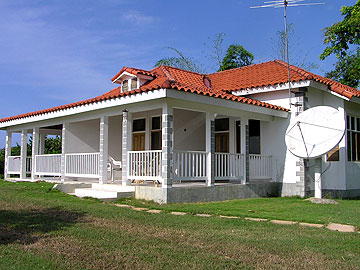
[0,0,356,147]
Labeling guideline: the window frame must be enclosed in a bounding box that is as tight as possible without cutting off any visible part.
[347,114,360,162]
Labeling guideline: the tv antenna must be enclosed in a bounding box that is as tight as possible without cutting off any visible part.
[251,0,324,109]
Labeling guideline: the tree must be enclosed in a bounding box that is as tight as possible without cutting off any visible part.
[320,1,360,88]
[219,45,254,71]
[272,24,318,71]
[155,47,203,73]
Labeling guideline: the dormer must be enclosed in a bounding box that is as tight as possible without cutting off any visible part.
[111,67,155,93]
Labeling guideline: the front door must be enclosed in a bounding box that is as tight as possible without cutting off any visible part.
[215,132,229,153]
[133,133,145,151]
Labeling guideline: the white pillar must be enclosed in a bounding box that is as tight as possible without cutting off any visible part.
[162,102,173,189]
[20,129,28,179]
[4,131,12,179]
[122,110,131,186]
[206,112,215,186]
[241,118,249,184]
[31,127,39,180]
[39,132,46,154]
[61,123,67,182]
[99,116,109,184]
[314,158,322,199]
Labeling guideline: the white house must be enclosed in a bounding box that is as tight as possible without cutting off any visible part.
[1,60,359,203]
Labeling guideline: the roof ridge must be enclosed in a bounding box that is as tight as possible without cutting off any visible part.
[159,65,205,76]
[207,61,276,76]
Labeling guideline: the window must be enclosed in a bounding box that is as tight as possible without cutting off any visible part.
[122,80,128,92]
[347,115,360,161]
[215,118,229,153]
[236,120,241,154]
[131,78,138,90]
[133,118,145,132]
[151,116,161,150]
[327,144,339,162]
[249,119,260,154]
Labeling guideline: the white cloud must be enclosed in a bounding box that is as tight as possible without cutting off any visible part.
[122,10,155,24]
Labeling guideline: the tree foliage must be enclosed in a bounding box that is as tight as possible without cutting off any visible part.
[320,1,360,88]
[273,24,318,71]
[155,47,203,73]
[219,45,254,71]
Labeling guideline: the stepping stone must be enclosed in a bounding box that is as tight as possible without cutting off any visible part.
[327,223,356,233]
[271,220,297,225]
[195,214,212,217]
[132,207,148,211]
[171,211,187,216]
[147,209,161,214]
[219,215,239,219]
[114,204,133,208]
[299,222,324,228]
[245,217,268,222]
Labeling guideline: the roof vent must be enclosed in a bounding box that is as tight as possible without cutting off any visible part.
[203,76,212,88]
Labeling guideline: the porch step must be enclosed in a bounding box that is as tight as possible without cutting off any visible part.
[91,183,135,192]
[74,187,134,201]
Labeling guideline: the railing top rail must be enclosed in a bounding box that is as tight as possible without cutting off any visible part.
[128,150,162,153]
[65,152,100,156]
[174,150,208,154]
[215,152,243,155]
[249,154,272,158]
[35,154,62,157]
[8,156,21,159]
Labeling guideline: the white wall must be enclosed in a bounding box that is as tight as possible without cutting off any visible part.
[108,115,122,161]
[173,109,206,151]
[65,119,100,153]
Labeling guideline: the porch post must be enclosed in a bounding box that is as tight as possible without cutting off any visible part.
[61,123,67,182]
[206,112,215,186]
[4,131,12,179]
[20,129,28,179]
[99,116,109,184]
[31,127,39,180]
[241,118,249,184]
[39,132,46,155]
[162,102,173,189]
[122,110,131,186]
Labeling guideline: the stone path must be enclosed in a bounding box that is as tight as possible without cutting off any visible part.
[113,203,357,233]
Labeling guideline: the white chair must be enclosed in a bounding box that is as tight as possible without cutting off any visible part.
[108,157,122,183]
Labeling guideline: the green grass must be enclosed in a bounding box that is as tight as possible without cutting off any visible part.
[1,180,360,270]
[117,196,360,227]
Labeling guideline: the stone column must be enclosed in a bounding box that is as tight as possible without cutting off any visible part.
[162,103,173,189]
[206,112,215,186]
[20,130,28,179]
[122,110,131,186]
[241,118,249,184]
[99,116,109,184]
[61,123,67,182]
[31,127,39,180]
[4,131,12,179]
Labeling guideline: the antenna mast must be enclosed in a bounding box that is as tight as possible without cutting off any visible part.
[251,0,324,109]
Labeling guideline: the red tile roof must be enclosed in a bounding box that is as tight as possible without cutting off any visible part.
[111,67,155,82]
[3,60,359,124]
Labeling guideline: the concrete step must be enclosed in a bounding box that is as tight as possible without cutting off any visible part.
[74,188,134,201]
[91,183,135,192]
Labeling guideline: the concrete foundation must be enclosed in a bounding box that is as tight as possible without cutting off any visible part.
[136,182,281,204]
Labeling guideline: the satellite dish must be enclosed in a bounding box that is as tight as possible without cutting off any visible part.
[285,106,345,159]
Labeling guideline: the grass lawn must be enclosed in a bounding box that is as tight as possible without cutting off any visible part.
[0,180,359,269]
[117,196,360,228]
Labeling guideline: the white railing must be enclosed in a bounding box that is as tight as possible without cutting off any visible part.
[35,154,62,176]
[128,150,162,181]
[249,155,272,180]
[215,153,243,180]
[173,151,207,180]
[65,153,100,178]
[26,157,32,173]
[7,156,21,174]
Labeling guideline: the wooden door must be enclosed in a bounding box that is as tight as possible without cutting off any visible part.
[215,132,229,153]
[133,133,145,151]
